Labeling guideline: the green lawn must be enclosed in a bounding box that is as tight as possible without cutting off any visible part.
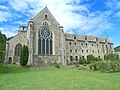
[0,64,120,90]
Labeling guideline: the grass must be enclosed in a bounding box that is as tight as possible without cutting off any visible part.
[0,63,120,90]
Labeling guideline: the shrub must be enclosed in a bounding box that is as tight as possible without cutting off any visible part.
[105,54,119,61]
[55,65,60,68]
[113,61,120,71]
[89,60,120,72]
[76,64,80,68]
[87,55,101,63]
[20,45,29,66]
[89,62,99,71]
[79,59,87,64]
[98,61,111,72]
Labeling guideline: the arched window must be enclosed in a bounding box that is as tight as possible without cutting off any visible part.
[8,57,12,64]
[45,15,47,18]
[14,43,22,56]
[75,56,78,61]
[38,27,53,55]
[42,19,49,26]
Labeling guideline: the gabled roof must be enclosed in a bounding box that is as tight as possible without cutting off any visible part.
[32,7,58,23]
[7,33,28,43]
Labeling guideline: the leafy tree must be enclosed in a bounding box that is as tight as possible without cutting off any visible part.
[0,32,6,63]
[89,61,120,72]
[87,55,101,64]
[114,45,120,52]
[79,55,100,64]
[89,53,120,72]
[79,58,87,64]
[105,53,119,61]
[20,45,29,66]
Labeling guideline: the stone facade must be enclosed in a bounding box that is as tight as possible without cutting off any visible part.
[65,33,114,64]
[5,7,114,66]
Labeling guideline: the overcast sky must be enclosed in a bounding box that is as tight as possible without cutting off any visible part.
[0,0,120,46]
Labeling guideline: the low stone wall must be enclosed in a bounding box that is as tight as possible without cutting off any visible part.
[33,55,61,66]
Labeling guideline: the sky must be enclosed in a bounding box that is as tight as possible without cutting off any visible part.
[0,0,120,47]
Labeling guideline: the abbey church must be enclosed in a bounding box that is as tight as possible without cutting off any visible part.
[5,7,114,66]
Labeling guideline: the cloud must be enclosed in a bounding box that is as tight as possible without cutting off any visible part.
[9,0,29,12]
[105,0,120,20]
[0,5,9,10]
[0,26,18,37]
[0,0,115,37]
[116,1,120,9]
[0,11,11,22]
[0,27,4,31]
[105,0,120,10]
[12,21,28,25]
[80,11,113,35]
[115,11,120,17]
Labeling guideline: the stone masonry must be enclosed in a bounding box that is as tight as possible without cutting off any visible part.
[5,7,114,66]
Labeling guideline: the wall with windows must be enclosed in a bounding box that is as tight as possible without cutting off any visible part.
[29,7,65,65]
[5,33,28,64]
[5,7,114,66]
[65,33,114,64]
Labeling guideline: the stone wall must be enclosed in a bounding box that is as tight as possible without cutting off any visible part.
[33,55,61,66]
[5,33,28,64]
[65,33,114,64]
[13,56,20,64]
[5,7,114,66]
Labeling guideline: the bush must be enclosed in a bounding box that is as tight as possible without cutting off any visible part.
[105,54,119,61]
[20,45,29,66]
[79,55,101,64]
[98,61,111,72]
[75,64,80,68]
[89,62,99,71]
[79,59,87,64]
[89,53,120,72]
[87,55,101,63]
[89,60,120,72]
[55,65,60,68]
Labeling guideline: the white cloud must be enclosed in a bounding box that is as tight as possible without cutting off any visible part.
[115,11,120,17]
[105,0,120,10]
[0,27,4,31]
[0,26,18,37]
[0,0,113,37]
[0,5,9,10]
[9,0,29,12]
[12,21,28,25]
[0,11,11,22]
[116,1,120,9]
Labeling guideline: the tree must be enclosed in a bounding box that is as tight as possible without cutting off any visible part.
[20,45,29,66]
[87,55,99,63]
[105,53,119,61]
[0,32,6,63]
[114,45,120,52]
